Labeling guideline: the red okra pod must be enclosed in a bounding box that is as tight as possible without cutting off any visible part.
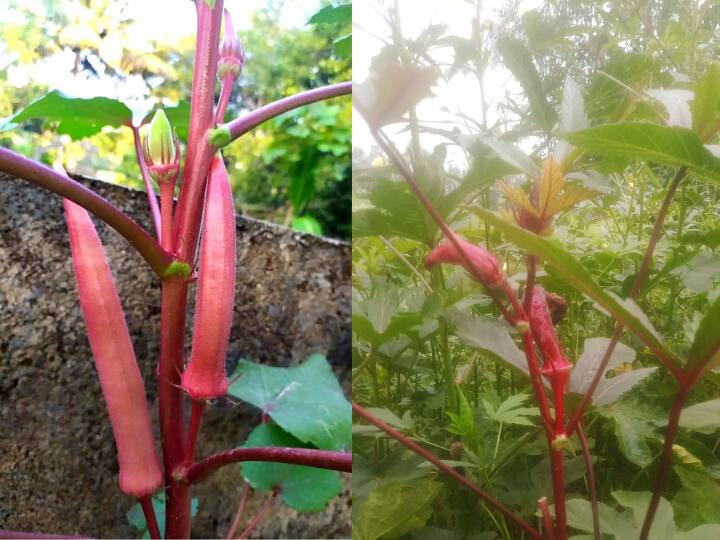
[528,286,572,434]
[64,199,163,498]
[425,233,504,287]
[181,155,236,400]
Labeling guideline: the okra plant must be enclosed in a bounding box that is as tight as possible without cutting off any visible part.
[0,1,351,538]
[352,3,720,539]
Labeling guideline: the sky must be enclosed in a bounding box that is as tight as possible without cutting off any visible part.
[352,0,543,169]
[1,0,323,123]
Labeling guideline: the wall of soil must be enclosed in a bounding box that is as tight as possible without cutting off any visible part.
[0,174,351,539]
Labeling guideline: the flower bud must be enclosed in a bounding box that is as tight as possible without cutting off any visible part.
[142,109,180,184]
[217,9,244,80]
[64,199,163,498]
[181,156,236,400]
[425,233,504,287]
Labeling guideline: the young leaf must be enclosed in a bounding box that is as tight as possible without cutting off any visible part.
[569,337,636,395]
[447,309,527,373]
[685,294,720,374]
[679,399,720,434]
[333,33,351,58]
[447,386,475,437]
[497,37,558,131]
[241,424,341,511]
[690,64,720,140]
[564,123,720,185]
[291,215,323,235]
[307,4,351,25]
[645,89,693,128]
[353,477,443,540]
[481,138,541,176]
[599,403,658,468]
[354,63,438,127]
[486,393,539,427]
[560,75,588,133]
[468,207,681,370]
[228,354,350,450]
[672,466,720,530]
[10,90,132,139]
[592,368,657,407]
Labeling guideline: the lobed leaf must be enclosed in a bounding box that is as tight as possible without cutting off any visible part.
[10,90,132,139]
[564,123,720,184]
[228,354,350,450]
[686,294,720,374]
[241,424,341,511]
[497,37,558,131]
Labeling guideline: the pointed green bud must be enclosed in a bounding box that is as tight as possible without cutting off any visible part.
[147,109,176,165]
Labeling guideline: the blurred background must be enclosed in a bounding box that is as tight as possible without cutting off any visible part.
[0,0,351,239]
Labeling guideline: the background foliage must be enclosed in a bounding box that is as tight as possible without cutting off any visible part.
[352,1,720,538]
[0,0,351,238]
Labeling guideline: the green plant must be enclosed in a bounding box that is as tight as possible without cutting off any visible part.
[351,2,720,539]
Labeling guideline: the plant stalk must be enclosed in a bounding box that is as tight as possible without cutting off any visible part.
[181,447,352,484]
[577,422,600,540]
[223,82,352,143]
[158,277,190,539]
[0,147,172,275]
[173,0,224,264]
[131,125,162,239]
[353,401,543,540]
[638,385,690,540]
[140,495,161,540]
[566,167,688,436]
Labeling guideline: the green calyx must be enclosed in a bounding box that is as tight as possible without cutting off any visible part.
[203,0,216,8]
[162,260,191,279]
[209,126,231,148]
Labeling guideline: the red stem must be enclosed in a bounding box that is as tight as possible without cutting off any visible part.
[566,167,687,436]
[549,444,567,539]
[159,182,175,253]
[214,75,234,125]
[158,277,190,539]
[173,0,224,264]
[223,82,352,142]
[537,497,556,540]
[237,491,277,540]
[0,147,172,275]
[352,402,543,540]
[140,495,161,540]
[639,384,690,540]
[577,422,600,540]
[131,125,162,239]
[226,482,251,540]
[181,447,352,484]
[521,331,553,434]
[161,2,224,536]
[184,399,206,463]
